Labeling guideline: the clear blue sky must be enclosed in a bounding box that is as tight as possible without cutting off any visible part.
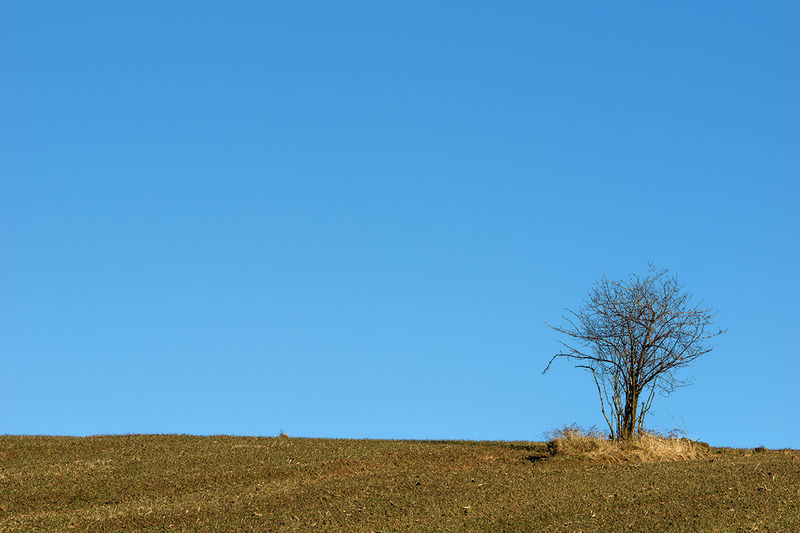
[2,2,798,448]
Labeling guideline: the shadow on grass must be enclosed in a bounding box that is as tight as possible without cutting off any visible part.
[524,454,550,464]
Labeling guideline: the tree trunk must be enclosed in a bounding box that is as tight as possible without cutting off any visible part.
[621,391,639,439]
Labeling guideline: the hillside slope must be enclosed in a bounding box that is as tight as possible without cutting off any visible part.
[1,435,798,531]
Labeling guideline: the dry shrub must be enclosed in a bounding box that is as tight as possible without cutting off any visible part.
[546,424,709,463]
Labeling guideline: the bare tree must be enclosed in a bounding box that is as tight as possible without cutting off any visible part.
[543,265,725,440]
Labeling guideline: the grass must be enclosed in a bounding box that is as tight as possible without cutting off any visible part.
[1,434,798,531]
[545,425,710,463]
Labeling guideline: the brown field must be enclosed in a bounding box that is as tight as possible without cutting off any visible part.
[1,435,798,531]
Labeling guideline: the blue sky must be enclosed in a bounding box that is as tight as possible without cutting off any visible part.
[2,2,798,448]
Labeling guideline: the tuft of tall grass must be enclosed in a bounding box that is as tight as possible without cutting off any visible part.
[546,424,709,463]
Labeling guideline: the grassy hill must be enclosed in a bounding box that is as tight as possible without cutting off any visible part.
[1,435,797,531]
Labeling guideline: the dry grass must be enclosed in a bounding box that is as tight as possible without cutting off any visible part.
[546,425,710,463]
[1,434,798,531]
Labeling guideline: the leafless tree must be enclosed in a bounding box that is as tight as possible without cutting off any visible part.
[543,265,725,440]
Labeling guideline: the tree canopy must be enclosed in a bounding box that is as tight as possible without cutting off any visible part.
[544,266,725,439]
